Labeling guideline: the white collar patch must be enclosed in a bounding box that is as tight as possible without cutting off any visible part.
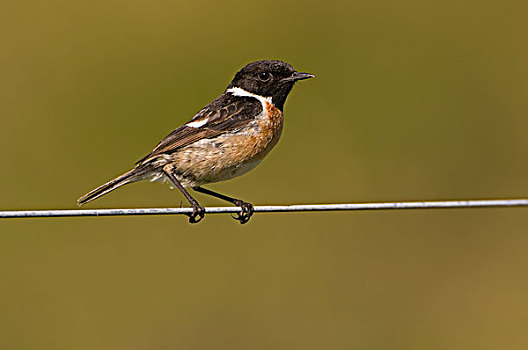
[227,87,272,107]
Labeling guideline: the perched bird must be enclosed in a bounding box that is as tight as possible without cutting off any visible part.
[78,60,314,224]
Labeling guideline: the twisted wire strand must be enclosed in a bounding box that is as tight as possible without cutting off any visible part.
[1,199,527,218]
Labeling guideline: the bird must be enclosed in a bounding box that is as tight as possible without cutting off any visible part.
[77,60,314,224]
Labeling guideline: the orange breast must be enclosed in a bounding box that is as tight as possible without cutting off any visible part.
[250,100,283,159]
[168,100,284,187]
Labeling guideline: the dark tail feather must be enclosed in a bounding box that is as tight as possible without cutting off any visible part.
[77,166,153,206]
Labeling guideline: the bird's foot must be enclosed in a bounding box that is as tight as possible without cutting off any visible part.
[231,200,254,224]
[188,202,205,224]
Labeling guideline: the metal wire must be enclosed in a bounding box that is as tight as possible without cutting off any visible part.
[1,199,527,218]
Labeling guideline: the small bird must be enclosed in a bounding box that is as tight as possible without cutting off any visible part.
[78,60,314,224]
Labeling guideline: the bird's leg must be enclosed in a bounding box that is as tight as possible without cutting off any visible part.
[193,186,254,224]
[163,165,205,223]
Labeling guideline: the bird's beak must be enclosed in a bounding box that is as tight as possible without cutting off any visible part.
[283,72,315,82]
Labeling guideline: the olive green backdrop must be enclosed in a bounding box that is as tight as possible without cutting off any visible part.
[1,0,527,348]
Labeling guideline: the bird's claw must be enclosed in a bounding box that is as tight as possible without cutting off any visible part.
[231,201,254,224]
[188,202,205,224]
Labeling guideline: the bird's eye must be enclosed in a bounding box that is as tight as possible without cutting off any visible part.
[258,72,272,82]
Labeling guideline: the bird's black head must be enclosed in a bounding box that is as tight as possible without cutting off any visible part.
[227,60,314,110]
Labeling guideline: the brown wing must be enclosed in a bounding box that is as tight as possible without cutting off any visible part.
[137,94,262,165]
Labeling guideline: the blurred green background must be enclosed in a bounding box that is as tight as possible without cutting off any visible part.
[1,0,527,348]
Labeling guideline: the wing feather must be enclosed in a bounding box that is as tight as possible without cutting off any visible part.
[137,94,262,164]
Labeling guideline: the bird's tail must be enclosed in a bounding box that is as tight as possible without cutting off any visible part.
[77,166,154,206]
